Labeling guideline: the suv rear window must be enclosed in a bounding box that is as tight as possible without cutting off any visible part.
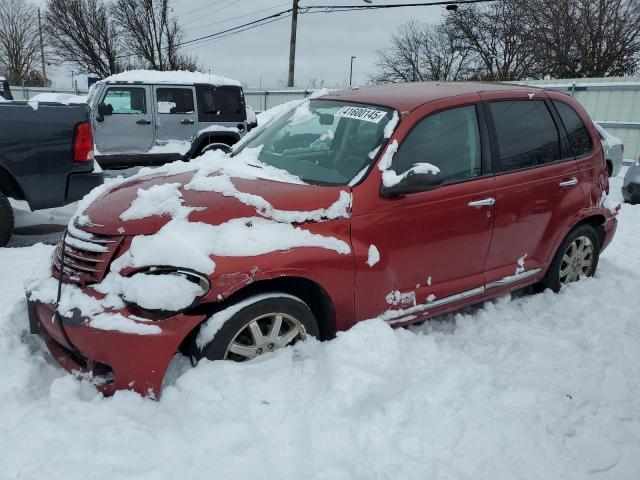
[553,101,592,157]
[196,85,245,123]
[489,100,561,171]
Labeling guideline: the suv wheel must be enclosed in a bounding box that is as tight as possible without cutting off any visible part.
[536,224,600,293]
[0,190,14,247]
[197,295,319,362]
[606,160,613,177]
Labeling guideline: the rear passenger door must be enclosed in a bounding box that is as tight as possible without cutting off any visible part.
[154,86,198,145]
[480,91,586,288]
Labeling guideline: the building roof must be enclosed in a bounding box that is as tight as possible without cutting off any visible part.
[322,81,541,112]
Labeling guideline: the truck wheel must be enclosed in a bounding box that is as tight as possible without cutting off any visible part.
[196,295,319,362]
[0,190,14,247]
[535,224,600,293]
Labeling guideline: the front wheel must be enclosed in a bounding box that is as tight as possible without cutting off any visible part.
[196,295,319,362]
[535,224,600,293]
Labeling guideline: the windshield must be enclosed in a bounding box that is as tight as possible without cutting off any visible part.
[235,99,394,185]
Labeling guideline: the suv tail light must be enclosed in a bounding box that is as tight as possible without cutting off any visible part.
[74,122,94,162]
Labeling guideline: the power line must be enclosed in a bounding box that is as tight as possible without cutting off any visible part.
[185,2,290,33]
[182,0,242,28]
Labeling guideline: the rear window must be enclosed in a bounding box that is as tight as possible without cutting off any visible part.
[553,101,593,157]
[489,100,561,171]
[196,85,245,123]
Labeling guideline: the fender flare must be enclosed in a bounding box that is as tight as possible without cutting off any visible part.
[186,130,241,159]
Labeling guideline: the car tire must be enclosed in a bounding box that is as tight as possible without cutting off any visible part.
[197,295,319,362]
[0,190,14,247]
[535,224,600,293]
[606,161,613,178]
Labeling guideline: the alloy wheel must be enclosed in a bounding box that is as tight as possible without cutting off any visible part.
[224,312,306,361]
[559,235,594,285]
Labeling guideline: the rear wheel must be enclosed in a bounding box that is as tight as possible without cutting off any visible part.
[606,160,613,177]
[0,190,14,247]
[197,295,319,362]
[535,224,600,293]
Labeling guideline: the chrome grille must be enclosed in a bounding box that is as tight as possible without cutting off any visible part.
[53,225,123,285]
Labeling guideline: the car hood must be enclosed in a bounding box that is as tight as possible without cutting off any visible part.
[81,171,350,236]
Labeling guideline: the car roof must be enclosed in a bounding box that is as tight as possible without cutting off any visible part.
[321,81,544,112]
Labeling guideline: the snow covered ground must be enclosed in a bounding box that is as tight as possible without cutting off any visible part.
[1,174,639,479]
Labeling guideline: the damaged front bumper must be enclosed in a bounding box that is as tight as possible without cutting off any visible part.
[26,293,204,398]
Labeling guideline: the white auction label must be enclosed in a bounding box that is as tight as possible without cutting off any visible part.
[335,106,387,123]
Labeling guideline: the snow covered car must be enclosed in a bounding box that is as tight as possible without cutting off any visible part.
[89,70,249,168]
[622,157,640,204]
[25,82,617,397]
[594,122,624,177]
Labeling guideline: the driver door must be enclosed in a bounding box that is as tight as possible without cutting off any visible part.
[94,85,154,155]
[351,97,496,325]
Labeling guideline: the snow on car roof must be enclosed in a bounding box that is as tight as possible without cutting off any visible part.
[100,69,241,87]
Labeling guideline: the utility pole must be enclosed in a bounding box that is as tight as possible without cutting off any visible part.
[287,0,299,87]
[37,8,47,85]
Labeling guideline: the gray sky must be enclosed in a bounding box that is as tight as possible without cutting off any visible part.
[156,0,443,88]
[48,0,446,89]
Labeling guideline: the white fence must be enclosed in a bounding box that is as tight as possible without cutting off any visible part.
[11,78,640,163]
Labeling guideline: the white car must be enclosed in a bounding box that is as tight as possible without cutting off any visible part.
[594,122,624,177]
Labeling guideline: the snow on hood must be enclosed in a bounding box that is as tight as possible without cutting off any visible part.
[100,69,241,87]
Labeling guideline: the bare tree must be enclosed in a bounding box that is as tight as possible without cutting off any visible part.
[113,0,199,71]
[446,1,539,81]
[371,20,472,84]
[0,0,41,85]
[524,0,640,77]
[45,0,122,77]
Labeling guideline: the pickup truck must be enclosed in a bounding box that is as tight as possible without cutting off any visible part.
[0,101,103,246]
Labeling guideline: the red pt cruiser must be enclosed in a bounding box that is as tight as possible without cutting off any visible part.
[26,83,617,397]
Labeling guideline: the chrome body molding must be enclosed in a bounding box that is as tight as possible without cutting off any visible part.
[382,269,541,324]
[485,268,541,289]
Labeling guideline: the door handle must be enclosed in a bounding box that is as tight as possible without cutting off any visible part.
[559,177,578,187]
[468,197,495,207]
[136,119,151,125]
[180,119,194,125]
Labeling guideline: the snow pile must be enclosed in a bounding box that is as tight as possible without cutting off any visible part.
[120,183,186,220]
[101,69,241,87]
[111,216,351,276]
[111,272,205,311]
[2,184,640,478]
[366,244,380,267]
[27,92,88,104]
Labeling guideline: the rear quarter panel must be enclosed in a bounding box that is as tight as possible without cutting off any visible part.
[0,102,91,210]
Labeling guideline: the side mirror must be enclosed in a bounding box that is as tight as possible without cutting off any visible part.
[97,102,112,117]
[380,166,443,197]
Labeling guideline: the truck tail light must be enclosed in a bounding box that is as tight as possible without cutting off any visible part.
[74,121,94,162]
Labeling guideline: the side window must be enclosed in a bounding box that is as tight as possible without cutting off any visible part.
[102,87,146,114]
[392,105,482,184]
[156,88,194,114]
[553,100,593,157]
[196,85,245,122]
[489,100,561,171]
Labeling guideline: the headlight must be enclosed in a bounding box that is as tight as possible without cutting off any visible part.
[120,267,210,312]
